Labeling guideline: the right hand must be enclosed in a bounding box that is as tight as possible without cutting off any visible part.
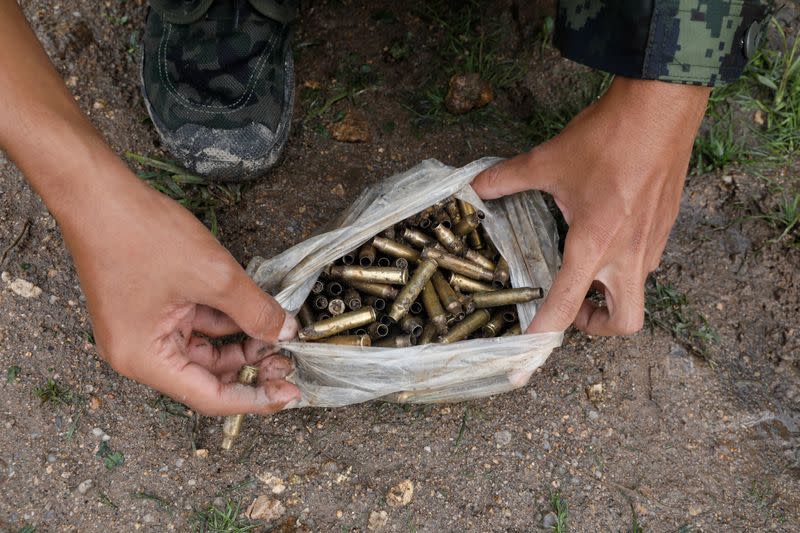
[59,162,300,416]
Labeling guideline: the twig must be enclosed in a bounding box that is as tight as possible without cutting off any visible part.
[0,219,31,267]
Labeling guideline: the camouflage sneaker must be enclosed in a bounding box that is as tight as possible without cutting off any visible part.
[141,0,298,180]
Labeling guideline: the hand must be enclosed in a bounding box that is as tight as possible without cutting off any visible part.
[60,164,301,416]
[474,77,710,336]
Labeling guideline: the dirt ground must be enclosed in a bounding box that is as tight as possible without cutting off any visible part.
[1,1,799,531]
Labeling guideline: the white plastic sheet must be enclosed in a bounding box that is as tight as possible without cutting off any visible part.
[247,158,563,407]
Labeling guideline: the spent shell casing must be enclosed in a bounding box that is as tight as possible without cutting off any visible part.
[458,293,477,315]
[315,335,372,347]
[297,303,315,327]
[311,280,325,294]
[452,212,480,236]
[420,280,448,334]
[374,334,414,348]
[409,301,423,315]
[378,313,393,325]
[325,281,343,296]
[395,257,409,270]
[401,227,435,249]
[465,249,496,271]
[367,322,390,339]
[418,322,438,345]
[421,247,494,282]
[432,208,452,228]
[438,309,491,344]
[457,199,475,218]
[472,287,544,308]
[328,265,409,285]
[364,295,386,311]
[431,222,466,256]
[358,243,377,267]
[449,273,495,293]
[298,307,378,341]
[221,365,259,450]
[444,198,462,224]
[312,295,328,310]
[343,288,362,310]
[388,258,439,322]
[492,257,510,289]
[503,309,517,323]
[481,310,510,337]
[431,270,463,315]
[372,237,421,262]
[317,312,331,321]
[342,249,357,265]
[501,323,523,336]
[400,314,424,337]
[418,217,432,229]
[328,298,346,316]
[349,281,398,300]
[376,257,391,267]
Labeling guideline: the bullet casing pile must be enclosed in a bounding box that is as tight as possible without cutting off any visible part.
[296,197,543,346]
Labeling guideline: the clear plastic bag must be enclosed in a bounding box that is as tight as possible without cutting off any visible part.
[246,158,563,407]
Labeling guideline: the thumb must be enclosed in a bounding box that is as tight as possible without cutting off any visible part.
[204,263,298,343]
[472,147,554,200]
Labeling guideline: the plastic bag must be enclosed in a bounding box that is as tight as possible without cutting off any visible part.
[246,158,563,407]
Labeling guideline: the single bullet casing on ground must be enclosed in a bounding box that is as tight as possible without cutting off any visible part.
[372,237,421,263]
[298,307,378,341]
[315,335,372,347]
[421,247,494,282]
[439,309,491,344]
[374,334,414,348]
[349,281,398,300]
[388,259,439,322]
[431,270,463,315]
[328,265,409,285]
[343,288,362,310]
[465,249,496,271]
[492,257,510,289]
[358,243,376,267]
[297,303,315,327]
[401,227,435,249]
[472,287,544,308]
[449,273,495,293]
[221,365,259,450]
[420,280,448,334]
[417,322,438,345]
[432,222,466,256]
[328,298,346,316]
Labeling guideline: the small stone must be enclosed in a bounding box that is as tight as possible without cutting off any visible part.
[330,111,371,143]
[585,383,604,403]
[7,278,42,299]
[330,183,346,197]
[194,448,209,458]
[542,511,558,528]
[386,479,414,507]
[77,479,93,495]
[494,430,512,446]
[175,458,184,468]
[257,472,286,494]
[753,109,765,125]
[367,510,389,531]
[587,410,600,421]
[88,396,101,411]
[0,272,10,283]
[47,454,57,463]
[91,428,107,440]
[143,514,154,523]
[48,295,59,305]
[543,441,551,451]
[444,73,493,115]
[245,496,285,521]
[424,446,431,453]
[688,504,703,517]
[187,479,197,486]
[92,100,106,110]
[213,497,225,508]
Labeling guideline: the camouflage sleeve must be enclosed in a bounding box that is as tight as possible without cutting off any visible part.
[554,1,771,86]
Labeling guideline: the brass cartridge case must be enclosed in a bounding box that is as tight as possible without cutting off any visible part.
[501,324,522,336]
[358,243,377,267]
[388,259,438,322]
[492,257,510,289]
[472,287,544,308]
[221,365,259,450]
[376,257,391,267]
[297,303,315,327]
[452,212,480,236]
[457,198,475,218]
[374,335,414,348]
[343,288,362,310]
[328,298,346,316]
[312,295,328,310]
[379,313,393,325]
[431,270,463,315]
[342,250,357,265]
[401,227,435,249]
[372,237,421,262]
[349,281,398,300]
[367,322,390,339]
[431,222,466,256]
[465,249,496,272]
[444,198,462,224]
[438,309,491,344]
[432,209,452,228]
[325,281,343,296]
[481,310,509,337]
[418,217,432,229]
[418,322,438,345]
[311,280,325,294]
[400,314,424,337]
[421,247,494,282]
[395,257,409,270]
[316,335,372,347]
[317,312,331,321]
[420,280,448,334]
[328,265,409,285]
[298,307,378,341]
[468,227,485,250]
[409,301,423,315]
[364,296,386,311]
[458,293,476,315]
[503,309,517,323]
[449,273,495,293]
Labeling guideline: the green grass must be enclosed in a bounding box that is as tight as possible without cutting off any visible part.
[149,394,191,422]
[17,526,35,533]
[34,378,73,405]
[191,501,257,533]
[133,490,173,512]
[548,490,569,532]
[96,441,125,469]
[644,278,718,362]
[6,365,21,384]
[752,192,800,247]
[125,152,242,237]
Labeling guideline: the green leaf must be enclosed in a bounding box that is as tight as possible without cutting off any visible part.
[6,365,21,383]
[756,74,778,91]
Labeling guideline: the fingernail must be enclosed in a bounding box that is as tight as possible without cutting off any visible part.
[278,313,299,342]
